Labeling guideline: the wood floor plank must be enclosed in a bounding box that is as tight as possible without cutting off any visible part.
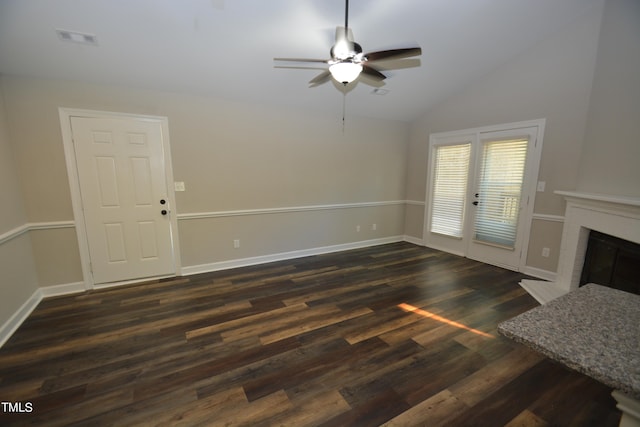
[343,306,425,345]
[240,337,354,402]
[224,303,341,344]
[143,386,247,427]
[446,359,582,426]
[381,389,469,427]
[185,302,308,340]
[213,389,292,427]
[281,277,390,306]
[259,305,372,345]
[504,409,549,427]
[0,242,620,426]
[25,387,134,427]
[322,386,410,427]
[279,337,395,403]
[266,389,351,426]
[448,345,544,407]
[132,337,300,402]
[81,387,199,426]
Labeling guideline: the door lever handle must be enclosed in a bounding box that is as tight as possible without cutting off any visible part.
[472,201,479,206]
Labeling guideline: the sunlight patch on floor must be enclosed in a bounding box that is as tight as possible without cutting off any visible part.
[398,303,494,338]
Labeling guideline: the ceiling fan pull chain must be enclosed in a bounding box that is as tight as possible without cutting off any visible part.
[342,90,347,133]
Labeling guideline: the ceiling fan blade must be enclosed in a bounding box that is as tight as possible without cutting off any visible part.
[364,47,422,62]
[274,57,330,63]
[274,65,327,71]
[369,58,421,71]
[361,65,386,81]
[308,70,332,86]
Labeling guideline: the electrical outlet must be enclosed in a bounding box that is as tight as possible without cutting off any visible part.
[372,224,377,231]
[537,181,546,192]
[356,225,361,232]
[542,247,550,257]
[174,181,186,192]
[233,239,240,249]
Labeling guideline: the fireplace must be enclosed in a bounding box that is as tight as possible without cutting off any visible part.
[520,191,640,303]
[580,230,640,295]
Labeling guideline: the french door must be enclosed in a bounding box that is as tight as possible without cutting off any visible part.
[424,121,544,271]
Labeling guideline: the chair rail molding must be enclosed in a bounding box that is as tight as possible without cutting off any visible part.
[0,221,75,245]
[176,200,408,221]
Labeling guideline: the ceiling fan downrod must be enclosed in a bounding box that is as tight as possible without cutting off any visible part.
[344,0,349,37]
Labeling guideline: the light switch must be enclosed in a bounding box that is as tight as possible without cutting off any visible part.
[174,181,186,192]
[537,181,546,192]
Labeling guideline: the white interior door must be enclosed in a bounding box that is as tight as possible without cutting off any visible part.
[424,121,544,272]
[71,116,176,285]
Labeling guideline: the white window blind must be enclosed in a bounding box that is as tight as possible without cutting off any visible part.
[430,143,471,238]
[473,138,528,248]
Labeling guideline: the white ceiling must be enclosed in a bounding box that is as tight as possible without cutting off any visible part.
[0,0,601,122]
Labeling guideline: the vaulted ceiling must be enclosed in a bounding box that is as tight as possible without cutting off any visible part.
[0,0,602,122]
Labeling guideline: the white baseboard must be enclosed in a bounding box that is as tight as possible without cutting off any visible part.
[403,235,424,246]
[0,289,42,348]
[422,242,466,258]
[519,279,568,304]
[181,236,405,276]
[521,265,557,282]
[0,281,86,348]
[39,281,86,298]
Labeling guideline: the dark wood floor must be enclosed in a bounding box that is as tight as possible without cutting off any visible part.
[0,243,620,426]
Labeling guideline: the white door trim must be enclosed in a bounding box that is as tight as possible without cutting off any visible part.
[59,108,181,289]
[422,119,545,272]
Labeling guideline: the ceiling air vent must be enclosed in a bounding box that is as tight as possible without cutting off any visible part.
[56,29,98,45]
[371,88,389,96]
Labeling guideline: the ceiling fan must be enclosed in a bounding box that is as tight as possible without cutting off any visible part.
[274,0,422,86]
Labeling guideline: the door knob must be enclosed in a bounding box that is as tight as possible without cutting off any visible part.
[472,201,479,206]
[161,209,168,215]
[160,199,166,205]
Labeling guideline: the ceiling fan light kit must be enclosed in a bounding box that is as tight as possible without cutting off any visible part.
[274,0,421,87]
[329,62,363,84]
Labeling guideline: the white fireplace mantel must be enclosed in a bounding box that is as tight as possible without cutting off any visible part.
[556,190,640,211]
[521,190,640,304]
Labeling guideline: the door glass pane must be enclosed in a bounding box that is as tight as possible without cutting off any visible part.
[430,143,471,238]
[473,138,528,249]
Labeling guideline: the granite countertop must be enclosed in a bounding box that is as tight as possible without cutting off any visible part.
[498,283,640,399]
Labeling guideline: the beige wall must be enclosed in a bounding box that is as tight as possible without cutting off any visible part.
[577,0,640,197]
[29,228,82,287]
[405,0,605,273]
[0,81,39,328]
[179,204,406,267]
[1,76,409,287]
[0,84,27,230]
